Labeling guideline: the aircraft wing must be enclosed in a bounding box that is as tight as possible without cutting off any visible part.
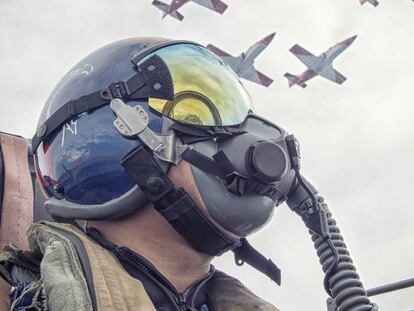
[206,44,244,72]
[319,65,347,84]
[206,44,233,58]
[239,65,273,87]
[168,0,190,12]
[191,0,228,14]
[289,44,320,68]
[152,0,185,20]
[152,0,170,12]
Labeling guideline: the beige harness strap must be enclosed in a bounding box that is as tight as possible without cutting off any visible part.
[0,276,11,310]
[0,133,34,250]
[40,222,157,311]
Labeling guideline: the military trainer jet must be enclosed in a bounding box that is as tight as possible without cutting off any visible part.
[207,33,276,87]
[359,0,379,7]
[152,0,228,21]
[284,35,357,88]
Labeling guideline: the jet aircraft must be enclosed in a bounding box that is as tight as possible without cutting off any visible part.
[284,35,357,88]
[152,0,228,21]
[359,0,379,7]
[207,33,276,87]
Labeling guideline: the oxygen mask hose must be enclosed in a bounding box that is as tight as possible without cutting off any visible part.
[293,171,340,296]
[310,196,378,311]
[285,135,378,311]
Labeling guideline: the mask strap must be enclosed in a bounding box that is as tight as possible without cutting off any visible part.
[182,149,286,202]
[181,149,224,178]
[121,145,240,256]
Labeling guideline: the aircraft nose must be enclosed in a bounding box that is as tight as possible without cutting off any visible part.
[262,32,276,45]
[344,35,358,45]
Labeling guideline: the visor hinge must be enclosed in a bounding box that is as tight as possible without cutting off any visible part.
[110,98,188,164]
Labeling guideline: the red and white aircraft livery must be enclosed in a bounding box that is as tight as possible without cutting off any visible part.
[207,33,276,87]
[152,0,227,21]
[284,35,357,88]
[359,0,379,7]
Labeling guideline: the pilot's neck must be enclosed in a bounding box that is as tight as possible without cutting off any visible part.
[87,203,212,293]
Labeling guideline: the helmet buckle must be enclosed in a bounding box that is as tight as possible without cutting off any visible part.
[102,81,131,100]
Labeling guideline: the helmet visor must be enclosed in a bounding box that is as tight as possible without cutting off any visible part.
[142,43,253,126]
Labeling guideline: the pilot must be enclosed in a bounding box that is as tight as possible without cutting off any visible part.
[0,37,376,311]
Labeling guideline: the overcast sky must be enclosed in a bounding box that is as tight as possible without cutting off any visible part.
[1,0,413,310]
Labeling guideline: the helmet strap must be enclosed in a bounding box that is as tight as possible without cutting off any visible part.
[32,54,174,153]
[121,144,240,256]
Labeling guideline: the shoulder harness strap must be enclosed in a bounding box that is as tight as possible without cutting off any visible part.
[29,222,156,311]
[0,133,34,250]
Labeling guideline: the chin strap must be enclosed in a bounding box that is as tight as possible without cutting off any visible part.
[233,238,281,285]
[121,145,240,256]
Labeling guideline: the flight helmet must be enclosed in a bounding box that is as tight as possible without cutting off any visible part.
[33,38,295,280]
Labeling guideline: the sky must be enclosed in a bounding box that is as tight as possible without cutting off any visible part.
[1,0,413,310]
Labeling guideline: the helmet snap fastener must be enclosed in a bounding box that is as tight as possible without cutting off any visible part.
[53,184,65,199]
[146,177,164,194]
[37,123,47,138]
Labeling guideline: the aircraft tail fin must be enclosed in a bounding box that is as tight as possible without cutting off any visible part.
[239,66,273,87]
[152,0,184,21]
[360,0,379,6]
[284,73,297,87]
[284,73,307,88]
[192,0,228,14]
[211,0,228,14]
[152,0,168,13]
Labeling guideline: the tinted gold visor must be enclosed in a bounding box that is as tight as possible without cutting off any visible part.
[140,43,253,126]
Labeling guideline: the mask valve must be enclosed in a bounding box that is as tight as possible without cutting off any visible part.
[246,141,288,183]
